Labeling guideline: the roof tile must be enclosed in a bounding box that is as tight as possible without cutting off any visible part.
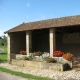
[4,15,80,33]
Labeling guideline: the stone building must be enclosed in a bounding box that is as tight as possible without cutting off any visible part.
[5,15,80,61]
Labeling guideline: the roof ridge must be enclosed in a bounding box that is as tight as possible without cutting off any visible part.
[25,14,80,24]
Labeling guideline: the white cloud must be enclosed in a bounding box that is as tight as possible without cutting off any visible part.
[26,3,30,7]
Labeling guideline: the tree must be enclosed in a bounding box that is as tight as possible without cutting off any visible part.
[0,37,2,39]
[0,35,7,46]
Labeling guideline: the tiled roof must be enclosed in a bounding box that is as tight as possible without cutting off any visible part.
[4,15,80,33]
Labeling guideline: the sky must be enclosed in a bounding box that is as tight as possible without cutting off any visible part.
[0,0,80,36]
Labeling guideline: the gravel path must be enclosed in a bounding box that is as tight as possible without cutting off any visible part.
[0,62,80,80]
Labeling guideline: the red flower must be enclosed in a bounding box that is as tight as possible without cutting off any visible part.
[66,57,70,61]
[19,50,27,55]
[53,50,64,57]
[20,50,22,54]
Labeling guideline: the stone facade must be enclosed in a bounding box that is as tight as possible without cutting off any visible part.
[7,27,80,62]
[12,59,67,71]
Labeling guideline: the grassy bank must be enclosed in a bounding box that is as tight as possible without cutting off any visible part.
[0,46,7,62]
[0,67,53,80]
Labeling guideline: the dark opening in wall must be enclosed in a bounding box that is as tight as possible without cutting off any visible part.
[32,28,49,53]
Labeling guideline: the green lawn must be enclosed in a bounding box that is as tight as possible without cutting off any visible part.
[0,46,7,52]
[0,46,7,62]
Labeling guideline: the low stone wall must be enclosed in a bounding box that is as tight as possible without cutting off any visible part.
[16,54,27,60]
[53,57,72,68]
[12,59,70,71]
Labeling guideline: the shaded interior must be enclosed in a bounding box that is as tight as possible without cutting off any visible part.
[32,28,49,53]
[56,25,80,57]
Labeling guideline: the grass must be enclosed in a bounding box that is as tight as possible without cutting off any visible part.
[0,46,7,62]
[0,67,53,80]
[0,53,7,62]
[0,46,7,53]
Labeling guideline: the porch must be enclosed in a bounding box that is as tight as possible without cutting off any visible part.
[8,25,80,59]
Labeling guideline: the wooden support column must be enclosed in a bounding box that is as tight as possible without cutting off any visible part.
[26,31,29,55]
[7,33,10,61]
[49,28,56,57]
[29,31,32,52]
[26,31,32,55]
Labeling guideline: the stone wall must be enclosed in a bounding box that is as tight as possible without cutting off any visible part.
[63,32,80,43]
[56,32,80,56]
[12,59,68,71]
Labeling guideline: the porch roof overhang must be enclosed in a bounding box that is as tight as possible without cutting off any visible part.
[4,15,80,33]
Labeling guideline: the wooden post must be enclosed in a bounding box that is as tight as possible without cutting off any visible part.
[49,28,56,57]
[26,31,29,55]
[7,33,10,61]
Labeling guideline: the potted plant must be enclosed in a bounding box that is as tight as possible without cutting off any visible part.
[53,50,64,57]
[62,52,74,61]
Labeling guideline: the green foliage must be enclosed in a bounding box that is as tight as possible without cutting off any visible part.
[0,35,7,46]
[29,53,34,60]
[23,56,30,60]
[0,67,53,80]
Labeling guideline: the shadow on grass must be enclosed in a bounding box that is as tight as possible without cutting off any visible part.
[0,52,7,55]
[0,59,7,63]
